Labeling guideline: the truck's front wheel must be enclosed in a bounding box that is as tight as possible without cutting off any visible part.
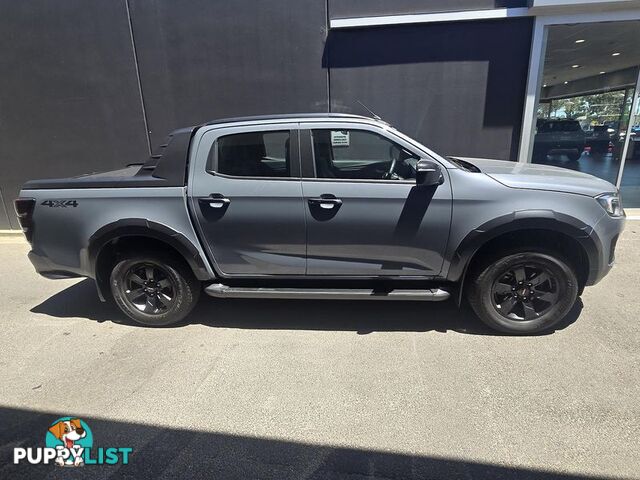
[110,254,200,326]
[467,251,578,334]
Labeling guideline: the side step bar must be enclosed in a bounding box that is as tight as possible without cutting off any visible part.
[204,283,450,301]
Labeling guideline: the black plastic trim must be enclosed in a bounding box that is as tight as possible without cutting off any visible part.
[22,172,172,190]
[290,129,301,178]
[87,219,212,299]
[145,127,197,184]
[40,271,83,280]
[448,210,602,304]
[299,129,315,178]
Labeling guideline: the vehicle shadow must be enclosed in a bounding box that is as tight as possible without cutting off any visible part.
[31,279,582,336]
[31,279,583,336]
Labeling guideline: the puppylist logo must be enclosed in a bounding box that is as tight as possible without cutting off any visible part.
[13,417,132,467]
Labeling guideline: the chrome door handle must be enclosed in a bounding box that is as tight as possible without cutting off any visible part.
[308,197,342,209]
[199,194,230,209]
[209,198,230,208]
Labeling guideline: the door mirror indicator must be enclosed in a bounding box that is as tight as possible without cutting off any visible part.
[416,160,443,186]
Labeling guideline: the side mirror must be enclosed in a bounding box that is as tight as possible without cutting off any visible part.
[416,159,443,186]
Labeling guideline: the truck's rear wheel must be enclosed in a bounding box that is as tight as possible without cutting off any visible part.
[467,251,578,334]
[110,254,200,326]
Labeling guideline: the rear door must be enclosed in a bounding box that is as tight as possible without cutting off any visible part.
[300,123,452,276]
[189,123,306,276]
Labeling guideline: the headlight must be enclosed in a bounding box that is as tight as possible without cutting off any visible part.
[596,193,624,217]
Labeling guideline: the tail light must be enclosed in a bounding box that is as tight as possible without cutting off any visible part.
[14,198,36,243]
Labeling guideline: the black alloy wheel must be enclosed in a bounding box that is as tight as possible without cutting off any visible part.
[491,263,559,321]
[467,251,579,334]
[122,263,176,315]
[110,253,200,326]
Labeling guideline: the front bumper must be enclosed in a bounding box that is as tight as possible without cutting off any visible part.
[585,212,626,286]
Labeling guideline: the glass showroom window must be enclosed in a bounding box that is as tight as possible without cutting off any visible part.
[619,83,640,206]
[528,20,640,206]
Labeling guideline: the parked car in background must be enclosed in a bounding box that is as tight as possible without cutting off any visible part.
[15,114,625,334]
[586,125,615,153]
[616,125,640,159]
[534,119,586,162]
[630,125,640,159]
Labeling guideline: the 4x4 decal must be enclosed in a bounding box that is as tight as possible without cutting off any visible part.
[41,200,78,208]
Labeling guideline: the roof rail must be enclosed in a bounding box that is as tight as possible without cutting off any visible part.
[203,112,386,126]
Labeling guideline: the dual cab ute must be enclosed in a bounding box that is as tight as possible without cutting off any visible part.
[15,114,625,334]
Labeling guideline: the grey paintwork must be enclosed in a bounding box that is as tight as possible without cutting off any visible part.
[441,168,617,284]
[19,115,625,294]
[454,157,616,197]
[298,121,451,277]
[188,122,306,276]
[23,187,215,279]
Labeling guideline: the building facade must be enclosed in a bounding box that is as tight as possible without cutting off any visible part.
[1,0,639,229]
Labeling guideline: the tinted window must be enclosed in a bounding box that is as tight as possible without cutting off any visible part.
[215,131,290,177]
[311,129,418,180]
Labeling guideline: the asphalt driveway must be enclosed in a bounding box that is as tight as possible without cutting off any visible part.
[0,227,639,479]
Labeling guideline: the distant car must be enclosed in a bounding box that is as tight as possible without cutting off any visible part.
[630,125,640,159]
[534,119,586,162]
[617,125,640,158]
[586,125,614,153]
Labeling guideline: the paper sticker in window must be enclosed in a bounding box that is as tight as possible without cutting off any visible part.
[330,131,350,147]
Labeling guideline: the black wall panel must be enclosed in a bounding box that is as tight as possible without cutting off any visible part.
[329,0,528,19]
[128,0,329,153]
[327,18,533,161]
[0,0,149,229]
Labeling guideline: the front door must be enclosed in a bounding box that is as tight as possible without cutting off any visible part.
[189,124,306,276]
[300,125,452,276]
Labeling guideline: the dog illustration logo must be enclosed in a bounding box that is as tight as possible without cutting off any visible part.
[45,417,93,467]
[14,416,132,466]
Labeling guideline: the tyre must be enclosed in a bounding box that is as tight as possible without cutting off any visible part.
[109,253,201,326]
[467,251,578,334]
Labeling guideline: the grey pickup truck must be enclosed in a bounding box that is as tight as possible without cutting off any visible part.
[533,119,586,162]
[15,114,625,334]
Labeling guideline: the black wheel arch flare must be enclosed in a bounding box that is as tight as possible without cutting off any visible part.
[448,210,602,305]
[86,219,212,301]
